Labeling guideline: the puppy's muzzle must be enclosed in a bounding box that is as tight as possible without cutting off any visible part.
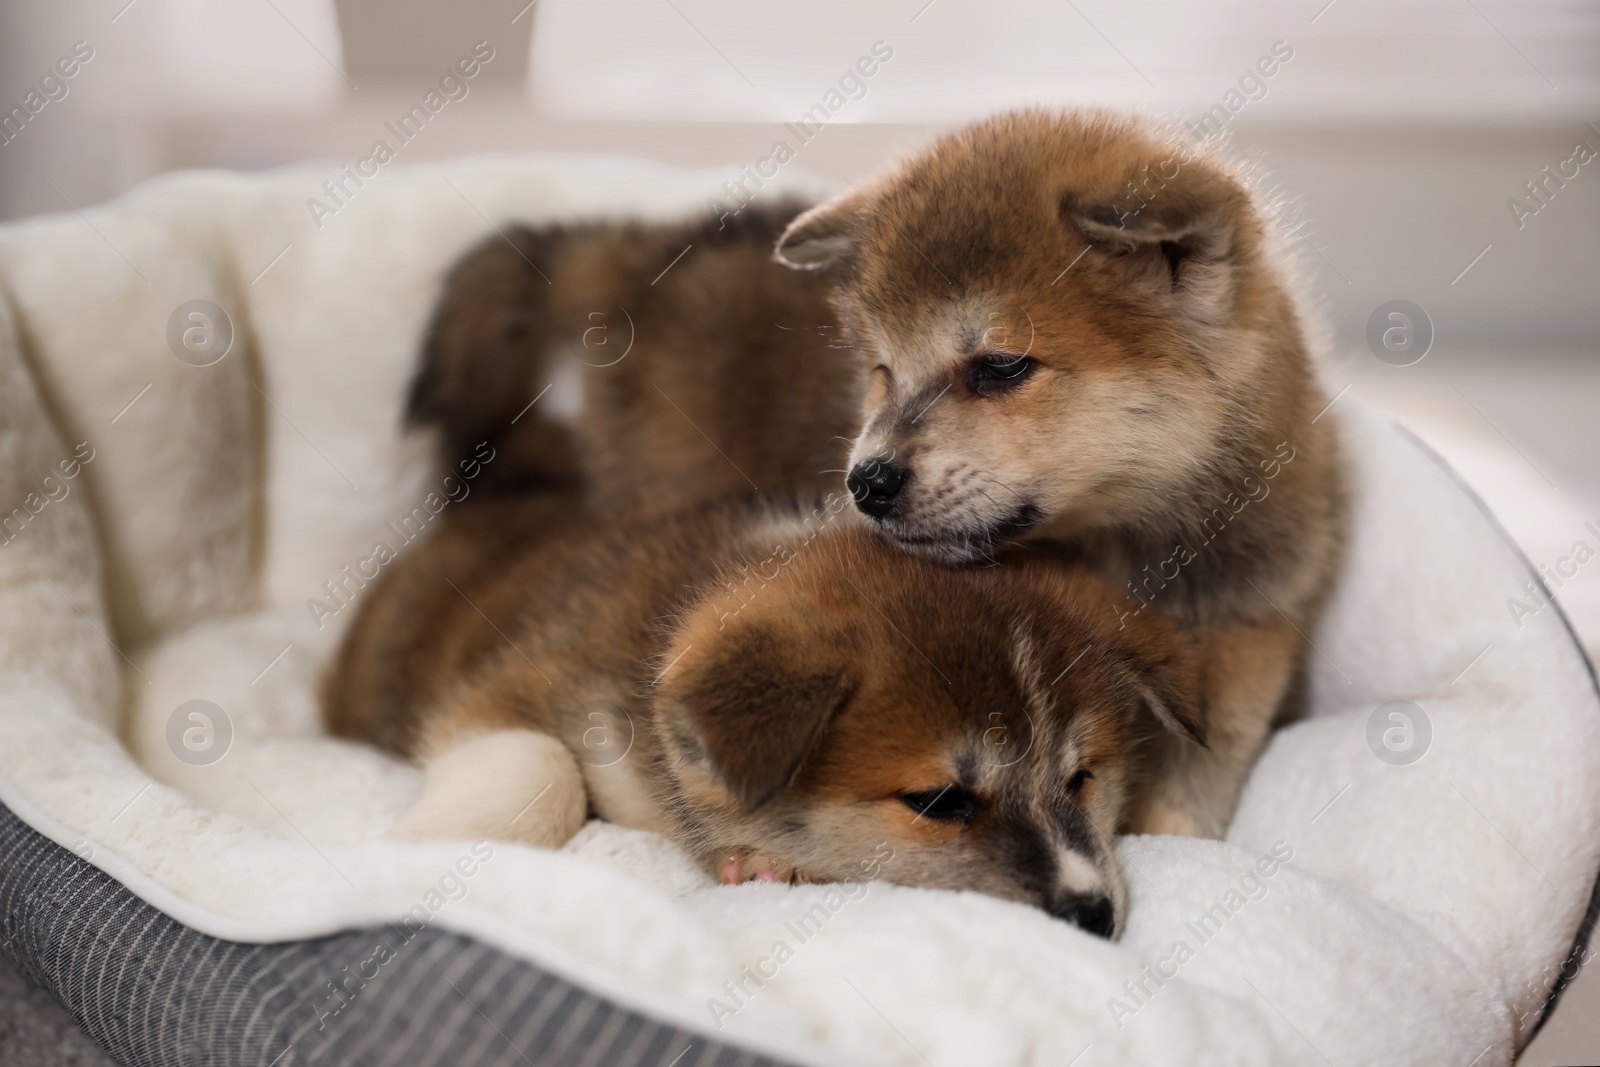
[847,457,908,520]
[1049,893,1116,938]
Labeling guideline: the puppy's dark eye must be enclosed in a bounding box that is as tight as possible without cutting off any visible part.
[1066,768,1092,795]
[965,354,1035,396]
[900,786,980,823]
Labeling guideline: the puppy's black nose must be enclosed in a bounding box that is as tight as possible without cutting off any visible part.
[1049,894,1115,938]
[846,458,908,520]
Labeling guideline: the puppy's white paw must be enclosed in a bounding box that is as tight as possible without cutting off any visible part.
[1128,800,1208,839]
[391,729,587,848]
[718,851,812,886]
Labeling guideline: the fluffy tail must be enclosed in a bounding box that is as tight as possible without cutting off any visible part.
[407,200,820,499]
[407,224,579,495]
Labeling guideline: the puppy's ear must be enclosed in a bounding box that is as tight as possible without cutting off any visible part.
[657,625,854,811]
[1113,622,1206,746]
[1021,563,1208,747]
[774,189,867,271]
[1126,655,1206,748]
[1061,181,1243,321]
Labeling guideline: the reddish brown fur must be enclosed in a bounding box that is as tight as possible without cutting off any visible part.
[326,493,1201,937]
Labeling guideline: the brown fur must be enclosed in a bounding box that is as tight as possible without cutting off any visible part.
[404,108,1347,838]
[325,494,1202,937]
[409,204,860,512]
[774,110,1348,835]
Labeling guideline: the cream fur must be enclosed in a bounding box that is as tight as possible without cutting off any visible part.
[393,729,587,849]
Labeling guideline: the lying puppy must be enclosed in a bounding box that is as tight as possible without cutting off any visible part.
[413,109,1346,838]
[323,493,1202,938]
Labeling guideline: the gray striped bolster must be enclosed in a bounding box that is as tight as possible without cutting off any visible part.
[0,801,799,1067]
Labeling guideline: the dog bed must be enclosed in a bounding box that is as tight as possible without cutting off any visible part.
[0,155,1596,1067]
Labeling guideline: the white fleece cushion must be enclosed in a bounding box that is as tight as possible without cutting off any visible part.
[0,158,1595,1067]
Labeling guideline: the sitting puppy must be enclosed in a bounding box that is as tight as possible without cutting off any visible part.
[412,109,1347,838]
[772,109,1348,836]
[323,493,1202,939]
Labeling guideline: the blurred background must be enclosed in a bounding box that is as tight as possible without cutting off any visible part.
[0,0,1596,1062]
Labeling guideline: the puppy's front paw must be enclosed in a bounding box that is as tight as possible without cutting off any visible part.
[392,729,587,848]
[1128,800,1208,839]
[718,851,810,886]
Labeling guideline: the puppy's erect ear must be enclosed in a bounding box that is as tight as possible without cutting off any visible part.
[773,188,868,270]
[1062,181,1243,321]
[658,625,854,811]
